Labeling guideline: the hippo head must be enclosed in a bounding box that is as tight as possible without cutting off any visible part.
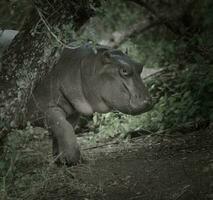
[81,47,153,115]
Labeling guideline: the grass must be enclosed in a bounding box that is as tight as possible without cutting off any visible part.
[0,126,100,200]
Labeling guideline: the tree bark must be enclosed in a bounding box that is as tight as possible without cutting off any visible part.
[0,0,100,139]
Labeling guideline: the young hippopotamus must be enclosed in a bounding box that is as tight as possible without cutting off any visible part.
[27,45,153,165]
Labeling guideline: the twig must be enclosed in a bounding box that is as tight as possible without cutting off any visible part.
[174,185,198,200]
[35,6,79,49]
[83,141,119,151]
[143,68,167,80]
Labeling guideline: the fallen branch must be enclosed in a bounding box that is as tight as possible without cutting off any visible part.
[100,18,163,48]
[127,0,213,63]
[127,0,182,35]
[83,141,119,151]
[143,68,168,80]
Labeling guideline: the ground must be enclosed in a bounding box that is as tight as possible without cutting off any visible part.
[1,123,212,200]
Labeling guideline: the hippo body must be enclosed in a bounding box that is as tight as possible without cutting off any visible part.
[0,30,152,165]
[27,44,152,165]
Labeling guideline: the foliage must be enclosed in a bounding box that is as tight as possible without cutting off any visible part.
[89,110,159,143]
[148,65,213,128]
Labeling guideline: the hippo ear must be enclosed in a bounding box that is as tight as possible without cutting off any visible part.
[102,50,112,64]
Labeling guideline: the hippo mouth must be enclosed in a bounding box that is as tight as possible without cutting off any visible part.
[100,84,129,113]
[122,82,153,115]
[101,82,152,115]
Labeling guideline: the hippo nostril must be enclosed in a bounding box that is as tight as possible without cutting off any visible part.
[143,100,149,105]
[142,98,153,109]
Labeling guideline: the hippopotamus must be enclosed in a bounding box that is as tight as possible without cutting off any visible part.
[0,30,152,165]
[26,44,152,165]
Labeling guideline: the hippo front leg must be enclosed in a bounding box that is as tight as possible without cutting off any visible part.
[46,107,81,166]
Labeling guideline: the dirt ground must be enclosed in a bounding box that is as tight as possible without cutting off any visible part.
[5,124,212,200]
[77,127,213,200]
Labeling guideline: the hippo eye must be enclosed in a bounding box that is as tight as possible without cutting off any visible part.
[119,67,131,77]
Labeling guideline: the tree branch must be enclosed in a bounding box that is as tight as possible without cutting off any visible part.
[99,14,180,49]
[127,0,182,35]
[100,18,163,48]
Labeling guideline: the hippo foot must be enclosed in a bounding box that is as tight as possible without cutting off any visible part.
[54,146,82,166]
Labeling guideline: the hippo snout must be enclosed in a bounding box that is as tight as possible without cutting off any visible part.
[129,96,153,115]
[141,98,153,111]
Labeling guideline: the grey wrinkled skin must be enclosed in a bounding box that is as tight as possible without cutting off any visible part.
[27,45,153,166]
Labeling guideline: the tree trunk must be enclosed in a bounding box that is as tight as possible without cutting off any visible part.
[0,0,99,139]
